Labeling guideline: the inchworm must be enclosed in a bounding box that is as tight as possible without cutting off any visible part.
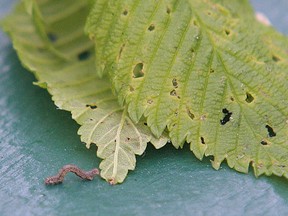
[45,165,99,185]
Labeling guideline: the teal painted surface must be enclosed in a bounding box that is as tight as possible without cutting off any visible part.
[0,1,288,215]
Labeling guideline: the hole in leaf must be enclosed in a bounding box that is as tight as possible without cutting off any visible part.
[245,92,254,103]
[172,78,178,88]
[186,108,195,120]
[166,7,171,14]
[225,29,230,36]
[170,89,177,96]
[261,140,268,145]
[147,99,153,104]
[86,104,97,109]
[272,55,280,62]
[78,50,91,61]
[47,32,57,42]
[133,63,144,78]
[123,10,128,15]
[200,137,205,144]
[148,24,155,31]
[144,122,147,126]
[220,108,232,125]
[265,125,276,137]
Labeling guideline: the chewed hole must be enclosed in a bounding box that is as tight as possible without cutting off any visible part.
[86,104,97,109]
[261,140,268,145]
[200,137,205,144]
[47,33,57,42]
[147,99,153,104]
[123,10,128,15]
[272,55,280,62]
[245,92,254,103]
[170,89,177,96]
[148,24,155,31]
[133,63,144,78]
[186,108,195,120]
[78,50,91,61]
[265,125,276,137]
[225,29,231,36]
[220,108,232,125]
[172,78,178,88]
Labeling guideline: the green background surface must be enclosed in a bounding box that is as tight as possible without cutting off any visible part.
[0,1,288,215]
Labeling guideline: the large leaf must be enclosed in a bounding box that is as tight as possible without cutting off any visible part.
[1,0,167,184]
[86,0,288,178]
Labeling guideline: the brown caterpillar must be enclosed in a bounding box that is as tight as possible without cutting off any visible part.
[45,165,99,185]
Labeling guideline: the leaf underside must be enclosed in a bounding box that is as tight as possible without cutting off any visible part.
[2,0,167,184]
[86,0,288,178]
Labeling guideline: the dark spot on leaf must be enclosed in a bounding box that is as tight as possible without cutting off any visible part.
[190,48,195,53]
[200,137,205,144]
[86,104,97,109]
[261,140,268,145]
[272,55,280,62]
[220,108,232,125]
[210,68,214,73]
[133,63,144,78]
[127,137,130,141]
[225,29,230,36]
[265,125,276,137]
[123,10,128,15]
[245,92,254,103]
[166,7,171,14]
[230,97,234,101]
[129,86,134,92]
[144,122,147,126]
[78,50,91,61]
[148,24,155,31]
[193,20,198,26]
[90,119,93,121]
[278,165,286,168]
[172,78,178,88]
[207,11,212,16]
[47,32,57,42]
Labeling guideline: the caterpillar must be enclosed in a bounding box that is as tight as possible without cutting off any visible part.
[45,164,99,185]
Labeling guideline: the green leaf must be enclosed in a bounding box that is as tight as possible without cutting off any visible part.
[86,0,288,178]
[1,0,167,184]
